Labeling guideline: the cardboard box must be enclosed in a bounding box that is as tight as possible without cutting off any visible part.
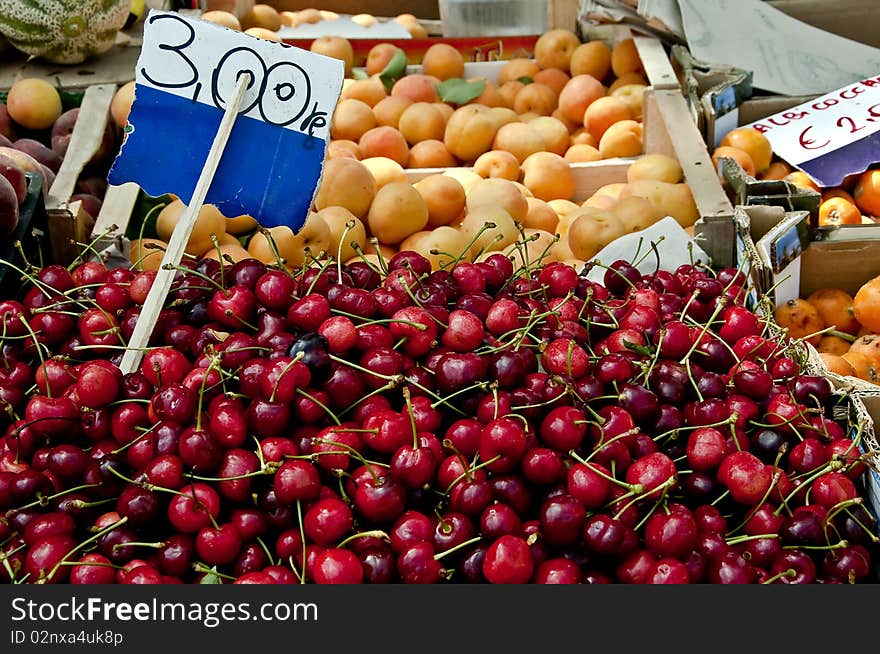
[768,0,880,49]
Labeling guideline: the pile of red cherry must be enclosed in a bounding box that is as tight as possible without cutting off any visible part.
[0,247,877,584]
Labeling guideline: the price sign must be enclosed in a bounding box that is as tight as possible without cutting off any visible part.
[108,10,344,230]
[742,73,880,188]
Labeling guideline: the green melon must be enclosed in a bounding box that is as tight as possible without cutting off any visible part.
[0,0,130,65]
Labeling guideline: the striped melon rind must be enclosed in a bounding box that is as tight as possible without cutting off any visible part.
[0,0,129,65]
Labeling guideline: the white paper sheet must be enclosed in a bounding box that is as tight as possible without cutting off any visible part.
[677,0,880,96]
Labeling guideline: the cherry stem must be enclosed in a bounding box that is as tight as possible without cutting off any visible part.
[773,461,843,516]
[761,568,797,584]
[842,506,880,543]
[336,530,389,550]
[43,516,129,584]
[12,483,100,513]
[402,387,418,449]
[294,388,341,426]
[296,500,307,585]
[569,450,633,491]
[444,455,501,495]
[725,533,779,546]
[194,563,236,581]
[783,540,849,551]
[434,535,482,561]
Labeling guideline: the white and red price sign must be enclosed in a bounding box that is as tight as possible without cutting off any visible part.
[743,73,880,187]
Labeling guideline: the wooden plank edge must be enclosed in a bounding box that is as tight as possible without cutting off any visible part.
[633,35,680,91]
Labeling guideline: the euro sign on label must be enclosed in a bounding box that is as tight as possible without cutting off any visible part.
[108,10,344,232]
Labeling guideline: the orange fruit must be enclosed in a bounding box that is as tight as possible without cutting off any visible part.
[853,275,880,332]
[822,188,855,204]
[783,171,820,193]
[719,127,773,173]
[818,197,862,227]
[841,350,879,383]
[711,146,755,177]
[805,288,860,335]
[817,335,852,356]
[773,298,823,346]
[853,169,880,216]
[847,333,880,368]
[759,161,791,181]
[819,352,855,377]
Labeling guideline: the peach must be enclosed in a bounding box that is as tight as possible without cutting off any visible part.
[402,226,470,270]
[466,177,529,224]
[513,83,558,116]
[359,126,410,166]
[612,196,665,233]
[310,36,354,77]
[626,153,683,183]
[130,238,168,271]
[460,205,518,258]
[110,80,136,129]
[534,29,581,72]
[351,13,376,28]
[200,10,241,30]
[7,78,62,130]
[492,122,546,164]
[0,146,49,194]
[521,152,576,201]
[372,96,412,129]
[368,181,429,245]
[398,102,447,144]
[474,150,521,181]
[558,74,606,125]
[498,81,526,109]
[331,99,377,141]
[0,154,27,204]
[598,119,642,158]
[444,105,499,163]
[316,206,367,262]
[564,144,601,163]
[314,158,376,219]
[619,180,699,228]
[0,104,15,141]
[584,95,632,141]
[610,83,646,121]
[533,68,570,97]
[391,74,440,104]
[567,210,626,260]
[0,174,18,235]
[341,77,387,107]
[408,140,457,168]
[13,138,61,173]
[422,43,465,81]
[498,58,541,85]
[359,156,406,189]
[414,174,466,227]
[366,44,401,76]
[528,116,569,156]
[611,38,644,77]
[326,139,361,160]
[241,4,281,31]
[523,197,559,232]
[570,41,612,81]
[297,8,322,23]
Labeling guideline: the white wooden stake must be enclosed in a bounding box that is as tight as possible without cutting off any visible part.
[119,74,251,375]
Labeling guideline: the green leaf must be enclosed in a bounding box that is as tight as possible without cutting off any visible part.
[351,68,368,80]
[378,48,408,92]
[199,567,224,584]
[516,76,534,85]
[125,191,174,241]
[435,78,486,106]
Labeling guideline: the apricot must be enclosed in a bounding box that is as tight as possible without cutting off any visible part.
[414,174,466,227]
[398,102,447,144]
[513,83,558,116]
[774,298,824,346]
[533,68,570,96]
[853,275,880,332]
[720,127,773,173]
[760,161,791,181]
[712,145,755,177]
[581,193,618,211]
[841,351,879,383]
[492,122,546,164]
[331,99,377,142]
[558,74,606,125]
[818,336,853,356]
[130,238,168,271]
[820,353,856,377]
[460,206,518,258]
[391,74,440,104]
[611,38,643,77]
[613,196,665,233]
[570,128,597,147]
[314,158,376,219]
[310,36,354,77]
[244,27,281,42]
[784,171,820,193]
[110,81,135,130]
[474,150,521,181]
[404,22,427,38]
[366,43,400,76]
[316,206,367,262]
[341,77,387,107]
[523,197,559,233]
[372,96,412,129]
[403,226,470,270]
[241,4,281,30]
[610,83,646,121]
[534,29,581,72]
[7,78,62,130]
[444,105,500,162]
[201,242,250,264]
[466,79,505,108]
[517,228,559,265]
[599,119,643,158]
[521,152,575,201]
[582,95,632,142]
[433,103,455,122]
[498,58,541,85]
[407,140,457,168]
[326,139,361,160]
[627,153,683,183]
[249,217,331,269]
[359,126,410,166]
[818,197,862,227]
[351,13,376,28]
[567,211,626,260]
[297,8,322,24]
[200,10,241,30]
[570,40,612,81]
[527,116,569,156]
[498,81,526,109]
[422,43,465,81]
[156,201,226,256]
[608,73,647,93]
[466,178,529,224]
[619,180,698,227]
[226,214,258,235]
[564,143,601,163]
[443,169,483,195]
[854,170,880,216]
[368,181,429,245]
[359,156,406,189]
